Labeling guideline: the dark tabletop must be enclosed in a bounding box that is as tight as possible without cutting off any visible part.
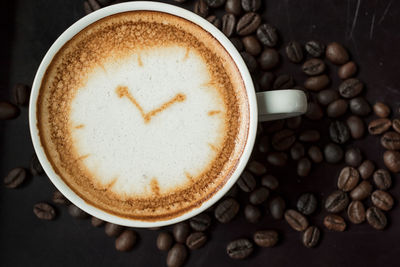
[1,0,400,266]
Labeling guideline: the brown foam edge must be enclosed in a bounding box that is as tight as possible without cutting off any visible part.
[37,11,250,221]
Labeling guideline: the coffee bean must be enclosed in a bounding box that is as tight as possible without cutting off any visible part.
[206,15,221,29]
[215,198,240,223]
[236,12,261,35]
[173,222,191,243]
[241,0,261,12]
[256,23,278,47]
[373,102,390,118]
[325,190,349,213]
[273,74,294,90]
[304,75,330,91]
[297,157,312,177]
[13,83,30,106]
[372,190,394,211]
[316,89,339,106]
[339,78,363,98]
[393,119,400,133]
[337,167,360,191]
[115,230,137,251]
[249,187,269,205]
[91,216,105,227]
[68,204,89,219]
[167,243,187,267]
[383,150,400,173]
[347,200,366,224]
[237,171,256,192]
[83,1,94,14]
[206,0,225,8]
[272,129,296,151]
[324,143,344,163]
[302,59,325,76]
[105,223,124,237]
[225,0,242,15]
[299,130,320,142]
[30,153,44,176]
[242,35,261,56]
[358,160,375,179]
[302,226,320,248]
[287,116,302,129]
[307,146,323,163]
[381,131,400,150]
[349,97,371,116]
[366,207,387,230]
[327,99,348,118]
[267,152,288,166]
[269,196,285,219]
[3,167,27,189]
[52,190,70,205]
[330,121,350,144]
[33,202,56,220]
[186,232,207,250]
[346,115,365,139]
[258,135,270,153]
[258,72,275,91]
[350,180,372,200]
[253,230,278,247]
[258,48,279,70]
[326,42,349,64]
[297,193,317,215]
[244,204,261,223]
[323,214,346,231]
[193,0,209,18]
[157,232,174,251]
[222,13,236,37]
[285,41,303,63]
[240,52,258,72]
[290,142,305,160]
[372,169,391,190]
[247,160,266,175]
[265,119,285,133]
[0,101,20,120]
[344,147,363,167]
[261,175,279,190]
[230,37,244,51]
[189,213,211,231]
[338,61,357,79]
[284,209,308,231]
[368,118,392,135]
[305,40,325,57]
[226,239,253,260]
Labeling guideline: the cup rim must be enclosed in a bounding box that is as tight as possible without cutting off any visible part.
[29,1,257,227]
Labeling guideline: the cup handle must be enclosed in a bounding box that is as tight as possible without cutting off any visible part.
[256,89,308,122]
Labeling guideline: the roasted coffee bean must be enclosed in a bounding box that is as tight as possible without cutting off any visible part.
[393,119,400,133]
[68,204,89,219]
[173,222,191,243]
[381,131,400,150]
[33,202,56,220]
[258,135,270,153]
[91,216,105,227]
[237,171,256,192]
[337,167,360,191]
[305,40,325,57]
[338,61,357,79]
[269,196,285,219]
[189,213,211,231]
[287,116,302,129]
[206,15,221,29]
[373,102,390,118]
[267,152,288,166]
[326,42,349,64]
[83,1,94,14]
[371,190,394,211]
[339,78,363,98]
[284,209,308,231]
[373,169,391,190]
[167,243,187,267]
[329,121,350,144]
[230,37,244,51]
[273,74,294,90]
[256,23,278,47]
[299,130,320,142]
[272,129,296,151]
[304,75,330,91]
[383,150,400,173]
[325,190,349,213]
[3,167,27,189]
[253,230,278,247]
[259,72,275,91]
[258,48,279,70]
[249,187,269,205]
[261,175,279,190]
[308,146,323,163]
[327,99,348,118]
[242,35,261,55]
[324,143,344,163]
[346,115,365,139]
[297,157,312,177]
[241,0,261,12]
[105,223,124,237]
[290,142,305,160]
[0,101,20,120]
[215,198,240,223]
[323,214,346,231]
[157,232,174,251]
[226,239,253,260]
[349,97,371,116]
[317,89,340,106]
[297,193,317,215]
[194,0,209,18]
[302,59,325,76]
[358,160,375,179]
[240,52,258,72]
[247,160,267,175]
[350,180,372,200]
[285,41,303,63]
[302,226,320,248]
[265,119,285,133]
[236,12,261,35]
[347,200,366,224]
[368,118,391,135]
[244,204,261,223]
[115,230,137,251]
[52,190,70,205]
[186,232,207,250]
[30,153,44,176]
[344,147,363,167]
[366,207,387,230]
[206,0,225,8]
[13,83,30,106]
[225,0,242,15]
[222,13,236,37]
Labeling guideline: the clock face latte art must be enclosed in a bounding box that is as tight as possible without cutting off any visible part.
[37,11,249,221]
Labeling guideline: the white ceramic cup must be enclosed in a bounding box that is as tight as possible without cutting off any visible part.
[29,1,307,227]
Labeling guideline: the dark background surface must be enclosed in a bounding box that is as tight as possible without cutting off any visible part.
[1,0,400,266]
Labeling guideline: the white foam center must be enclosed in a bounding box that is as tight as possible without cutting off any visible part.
[70,46,226,197]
